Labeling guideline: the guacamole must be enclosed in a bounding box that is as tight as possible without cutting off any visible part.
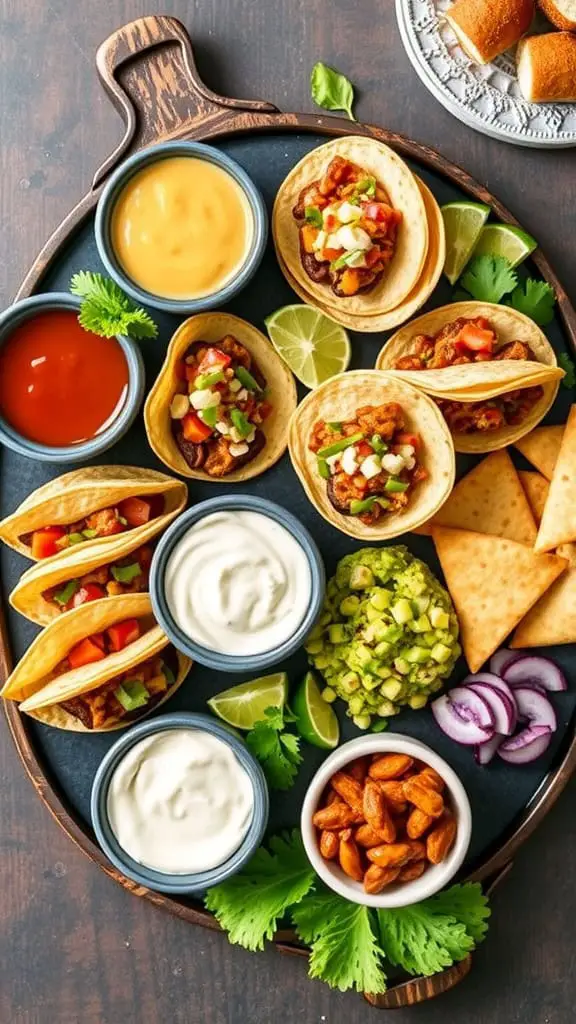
[305,546,461,728]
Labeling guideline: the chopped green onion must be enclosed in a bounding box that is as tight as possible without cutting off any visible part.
[82,528,98,539]
[327,421,343,432]
[354,176,376,198]
[318,431,364,459]
[67,532,85,545]
[317,458,331,480]
[330,249,364,271]
[235,365,261,392]
[369,434,388,454]
[230,408,252,438]
[385,477,410,493]
[200,405,219,428]
[111,562,141,584]
[162,662,176,687]
[114,680,150,712]
[305,206,323,227]
[350,497,377,516]
[194,370,225,390]
[53,579,79,606]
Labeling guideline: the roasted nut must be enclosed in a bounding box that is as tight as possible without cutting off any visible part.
[378,780,408,813]
[364,865,401,894]
[339,830,364,881]
[326,788,344,806]
[406,807,435,839]
[369,754,414,781]
[348,756,370,783]
[331,771,364,813]
[319,830,339,860]
[363,779,396,844]
[402,778,445,818]
[313,803,361,830]
[366,843,413,868]
[398,860,427,882]
[426,814,457,864]
[418,766,445,792]
[406,839,427,862]
[355,823,386,848]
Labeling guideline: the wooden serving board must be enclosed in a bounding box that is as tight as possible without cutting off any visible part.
[1,14,576,1010]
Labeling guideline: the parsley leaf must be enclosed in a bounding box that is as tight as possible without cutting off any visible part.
[377,882,490,977]
[292,887,387,994]
[246,706,303,790]
[70,271,158,339]
[506,278,557,326]
[558,352,576,389]
[205,830,315,951]
[310,62,356,120]
[460,255,518,304]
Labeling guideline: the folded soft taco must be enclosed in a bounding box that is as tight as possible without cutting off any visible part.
[144,313,297,481]
[0,466,187,561]
[1,594,191,731]
[288,370,455,540]
[376,302,561,453]
[272,137,428,322]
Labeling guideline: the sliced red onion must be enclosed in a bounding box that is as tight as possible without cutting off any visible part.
[498,726,552,764]
[503,655,567,693]
[474,734,503,765]
[513,686,557,731]
[489,648,522,677]
[432,688,494,745]
[467,682,516,735]
[465,674,518,713]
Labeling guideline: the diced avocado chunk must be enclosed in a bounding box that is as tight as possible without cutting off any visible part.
[305,638,324,655]
[412,594,430,615]
[404,645,433,664]
[380,678,403,701]
[321,686,337,703]
[363,673,382,691]
[340,671,360,694]
[352,714,372,730]
[394,657,410,676]
[374,641,392,659]
[430,607,450,629]
[348,695,366,716]
[369,588,391,611]
[328,624,347,644]
[376,699,397,717]
[391,598,413,624]
[409,693,429,710]
[366,603,384,623]
[411,614,431,634]
[354,644,374,668]
[430,642,453,664]
[340,595,360,616]
[350,565,374,590]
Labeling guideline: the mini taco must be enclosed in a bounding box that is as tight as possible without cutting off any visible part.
[144,313,297,481]
[288,370,455,540]
[1,594,191,731]
[273,137,428,321]
[376,302,561,453]
[0,466,187,561]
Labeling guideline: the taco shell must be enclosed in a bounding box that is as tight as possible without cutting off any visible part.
[376,302,560,453]
[273,136,428,319]
[0,466,187,560]
[288,370,455,540]
[144,313,297,481]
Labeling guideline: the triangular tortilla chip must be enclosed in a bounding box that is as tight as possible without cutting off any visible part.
[514,425,564,480]
[518,471,549,527]
[416,452,536,544]
[512,543,576,647]
[535,406,576,551]
[432,526,567,672]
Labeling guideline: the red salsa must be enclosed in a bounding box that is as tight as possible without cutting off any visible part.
[0,310,129,446]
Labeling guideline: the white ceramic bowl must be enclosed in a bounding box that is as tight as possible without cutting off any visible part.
[301,733,472,908]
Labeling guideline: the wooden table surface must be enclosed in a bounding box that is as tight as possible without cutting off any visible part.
[1,2,575,1021]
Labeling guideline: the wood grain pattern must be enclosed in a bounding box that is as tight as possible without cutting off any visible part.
[1,4,573,1019]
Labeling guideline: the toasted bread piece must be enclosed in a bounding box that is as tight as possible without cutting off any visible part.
[538,0,576,31]
[445,0,535,63]
[517,32,576,100]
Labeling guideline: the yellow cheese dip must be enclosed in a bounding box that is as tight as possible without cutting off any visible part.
[111,156,254,300]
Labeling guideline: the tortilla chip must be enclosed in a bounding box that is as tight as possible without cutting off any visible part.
[512,550,575,647]
[518,471,549,526]
[0,466,187,560]
[432,526,567,672]
[272,136,428,319]
[275,177,445,334]
[144,312,297,482]
[417,452,536,544]
[288,370,455,540]
[535,406,576,551]
[513,425,565,480]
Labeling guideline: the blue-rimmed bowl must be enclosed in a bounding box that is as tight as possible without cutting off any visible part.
[94,141,268,314]
[0,293,144,464]
[91,712,269,895]
[150,495,326,673]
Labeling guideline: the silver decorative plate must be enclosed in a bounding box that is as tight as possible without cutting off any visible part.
[396,0,576,147]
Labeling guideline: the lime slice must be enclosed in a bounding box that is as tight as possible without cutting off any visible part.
[207,672,289,730]
[473,223,537,267]
[441,201,490,284]
[265,304,351,389]
[292,671,339,749]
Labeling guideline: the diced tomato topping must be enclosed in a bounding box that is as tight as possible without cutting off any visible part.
[395,432,421,450]
[69,583,107,610]
[364,202,394,223]
[364,246,382,267]
[240,397,256,420]
[182,411,213,443]
[185,364,200,383]
[259,401,273,421]
[91,632,107,651]
[357,441,374,458]
[107,618,140,653]
[324,214,338,231]
[175,359,188,381]
[117,497,153,528]
[456,325,495,353]
[31,526,67,560]
[197,347,232,374]
[322,247,344,261]
[67,636,107,670]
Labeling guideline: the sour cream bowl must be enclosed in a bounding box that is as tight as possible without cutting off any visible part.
[91,712,269,894]
[150,495,325,672]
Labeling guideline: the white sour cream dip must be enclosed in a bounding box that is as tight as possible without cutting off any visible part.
[107,729,254,874]
[164,510,312,656]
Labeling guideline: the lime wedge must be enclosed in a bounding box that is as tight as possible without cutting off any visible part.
[265,304,351,389]
[292,671,339,749]
[441,201,490,284]
[207,672,289,730]
[473,223,537,267]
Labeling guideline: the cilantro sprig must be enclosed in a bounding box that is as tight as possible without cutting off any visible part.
[460,254,518,304]
[246,706,303,790]
[70,271,158,339]
[558,352,575,389]
[506,279,557,327]
[310,62,356,120]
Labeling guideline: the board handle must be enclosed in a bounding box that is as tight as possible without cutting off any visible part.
[93,15,279,189]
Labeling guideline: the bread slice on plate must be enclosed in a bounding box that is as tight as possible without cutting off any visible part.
[445,0,535,64]
[517,32,576,101]
[538,0,576,31]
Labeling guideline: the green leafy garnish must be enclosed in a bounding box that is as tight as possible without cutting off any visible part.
[246,706,303,790]
[460,255,518,304]
[305,206,323,228]
[558,352,576,389]
[506,278,557,326]
[53,579,79,606]
[377,883,490,977]
[293,888,387,994]
[70,271,158,339]
[205,830,315,951]
[111,562,141,584]
[310,62,356,120]
[353,177,376,198]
